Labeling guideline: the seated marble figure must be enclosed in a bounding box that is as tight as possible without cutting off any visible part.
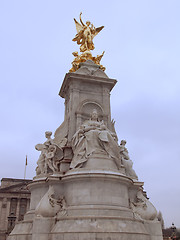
[70,109,121,169]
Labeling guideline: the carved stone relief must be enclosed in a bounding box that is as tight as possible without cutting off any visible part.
[130,189,157,221]
[35,186,67,218]
[76,101,104,130]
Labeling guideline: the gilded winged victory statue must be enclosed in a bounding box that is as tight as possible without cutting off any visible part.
[70,13,105,72]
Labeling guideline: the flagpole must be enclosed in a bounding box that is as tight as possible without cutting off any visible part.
[24,155,27,179]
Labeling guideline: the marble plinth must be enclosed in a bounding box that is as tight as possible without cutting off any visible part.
[8,169,162,240]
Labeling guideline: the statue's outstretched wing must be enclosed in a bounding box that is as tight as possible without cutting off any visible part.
[92,26,104,39]
[74,18,83,33]
[72,18,84,44]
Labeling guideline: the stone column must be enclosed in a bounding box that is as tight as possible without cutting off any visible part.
[5,198,11,231]
[16,198,20,222]
[0,197,8,231]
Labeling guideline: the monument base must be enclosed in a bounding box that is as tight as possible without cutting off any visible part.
[8,171,162,240]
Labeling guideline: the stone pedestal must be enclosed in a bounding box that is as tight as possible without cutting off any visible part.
[54,61,117,143]
[8,170,162,240]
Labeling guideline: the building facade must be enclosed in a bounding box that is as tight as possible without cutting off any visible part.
[0,178,31,240]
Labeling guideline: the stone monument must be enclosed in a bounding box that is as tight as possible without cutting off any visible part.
[8,13,163,240]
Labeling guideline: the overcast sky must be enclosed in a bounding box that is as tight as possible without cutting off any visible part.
[0,0,180,228]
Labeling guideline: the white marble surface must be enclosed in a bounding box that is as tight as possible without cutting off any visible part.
[8,61,163,240]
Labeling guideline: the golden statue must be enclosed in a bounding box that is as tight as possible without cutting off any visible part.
[70,13,105,72]
[73,12,104,52]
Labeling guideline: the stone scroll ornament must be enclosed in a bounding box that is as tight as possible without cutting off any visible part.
[35,185,67,218]
[70,109,121,169]
[70,12,105,72]
[130,189,157,221]
[35,131,67,176]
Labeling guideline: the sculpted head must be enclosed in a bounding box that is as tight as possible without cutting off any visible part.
[91,109,98,121]
[45,131,52,139]
[86,21,91,26]
[48,145,56,153]
[121,140,126,146]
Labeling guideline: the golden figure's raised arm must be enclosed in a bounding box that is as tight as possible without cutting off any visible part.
[79,12,85,27]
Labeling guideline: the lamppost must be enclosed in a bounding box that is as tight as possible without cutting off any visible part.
[171,223,177,240]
